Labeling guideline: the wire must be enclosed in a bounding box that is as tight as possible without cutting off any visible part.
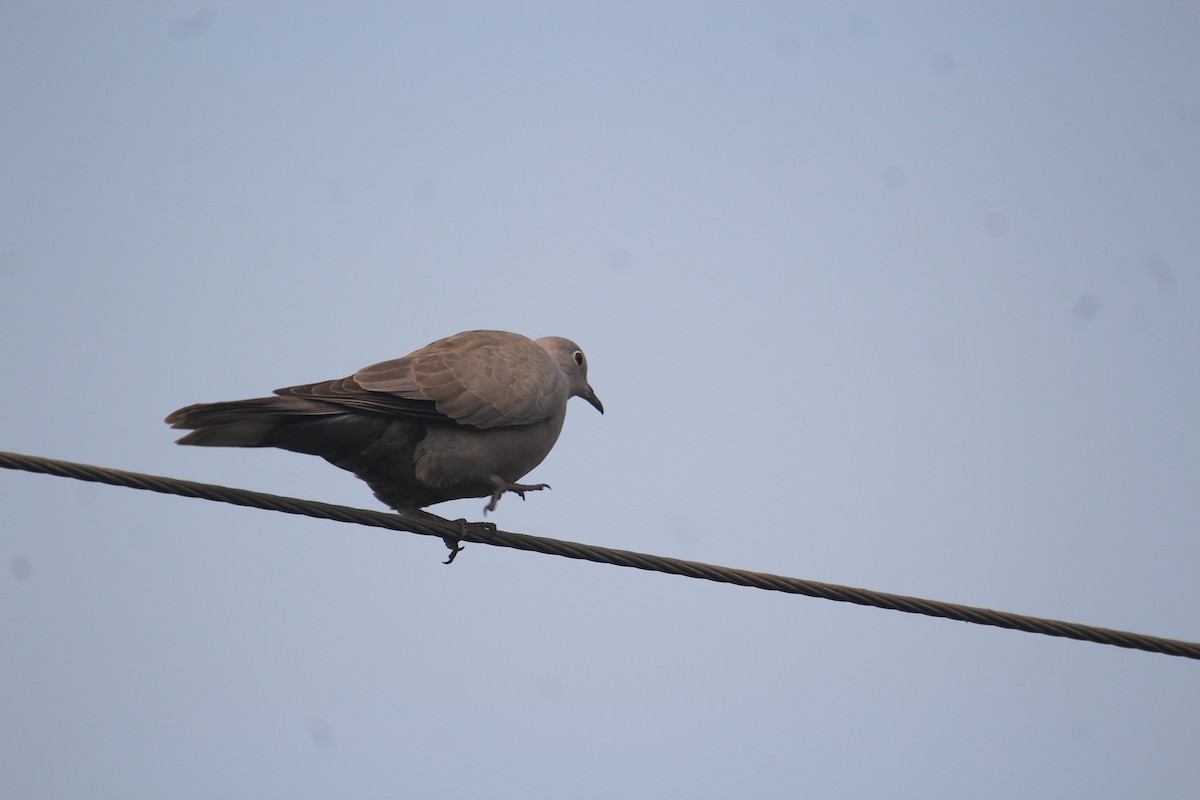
[3,450,1198,661]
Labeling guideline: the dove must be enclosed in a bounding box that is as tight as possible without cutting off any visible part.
[165,330,603,525]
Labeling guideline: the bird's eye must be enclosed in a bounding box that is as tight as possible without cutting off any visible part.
[574,351,584,366]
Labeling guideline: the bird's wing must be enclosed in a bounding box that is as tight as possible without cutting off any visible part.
[277,330,567,429]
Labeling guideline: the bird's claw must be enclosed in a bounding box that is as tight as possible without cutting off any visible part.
[441,538,465,565]
[514,483,550,501]
[483,479,551,515]
[441,518,497,565]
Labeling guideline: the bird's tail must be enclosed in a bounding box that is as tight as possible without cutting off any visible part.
[165,396,338,447]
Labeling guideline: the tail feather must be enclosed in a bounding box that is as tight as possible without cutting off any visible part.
[166,396,338,448]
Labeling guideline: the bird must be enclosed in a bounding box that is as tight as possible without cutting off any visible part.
[166,330,603,553]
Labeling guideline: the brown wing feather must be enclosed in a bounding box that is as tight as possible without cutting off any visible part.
[274,378,447,422]
[277,330,566,429]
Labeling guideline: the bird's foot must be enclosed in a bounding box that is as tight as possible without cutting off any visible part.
[441,519,499,564]
[484,475,551,514]
[442,530,466,564]
[401,508,495,565]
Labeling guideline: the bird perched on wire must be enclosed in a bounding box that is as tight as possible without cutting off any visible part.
[166,330,602,558]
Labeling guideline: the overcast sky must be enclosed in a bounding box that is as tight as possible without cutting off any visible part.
[3,2,1199,798]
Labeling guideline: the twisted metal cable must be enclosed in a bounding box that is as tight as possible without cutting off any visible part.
[3,450,1198,661]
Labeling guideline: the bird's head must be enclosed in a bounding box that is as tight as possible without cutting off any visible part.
[538,336,604,415]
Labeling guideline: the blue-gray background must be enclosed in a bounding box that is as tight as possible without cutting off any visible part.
[3,3,1198,797]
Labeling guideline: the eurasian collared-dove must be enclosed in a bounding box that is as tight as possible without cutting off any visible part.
[165,330,602,524]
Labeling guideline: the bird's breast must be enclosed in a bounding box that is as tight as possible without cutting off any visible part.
[413,411,567,490]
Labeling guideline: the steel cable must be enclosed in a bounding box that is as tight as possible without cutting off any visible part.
[3,450,1197,661]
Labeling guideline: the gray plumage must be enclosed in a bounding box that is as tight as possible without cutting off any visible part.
[165,330,603,516]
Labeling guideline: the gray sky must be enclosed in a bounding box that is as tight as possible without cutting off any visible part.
[3,2,1199,797]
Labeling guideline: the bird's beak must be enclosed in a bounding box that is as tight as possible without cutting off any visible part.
[583,385,604,414]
